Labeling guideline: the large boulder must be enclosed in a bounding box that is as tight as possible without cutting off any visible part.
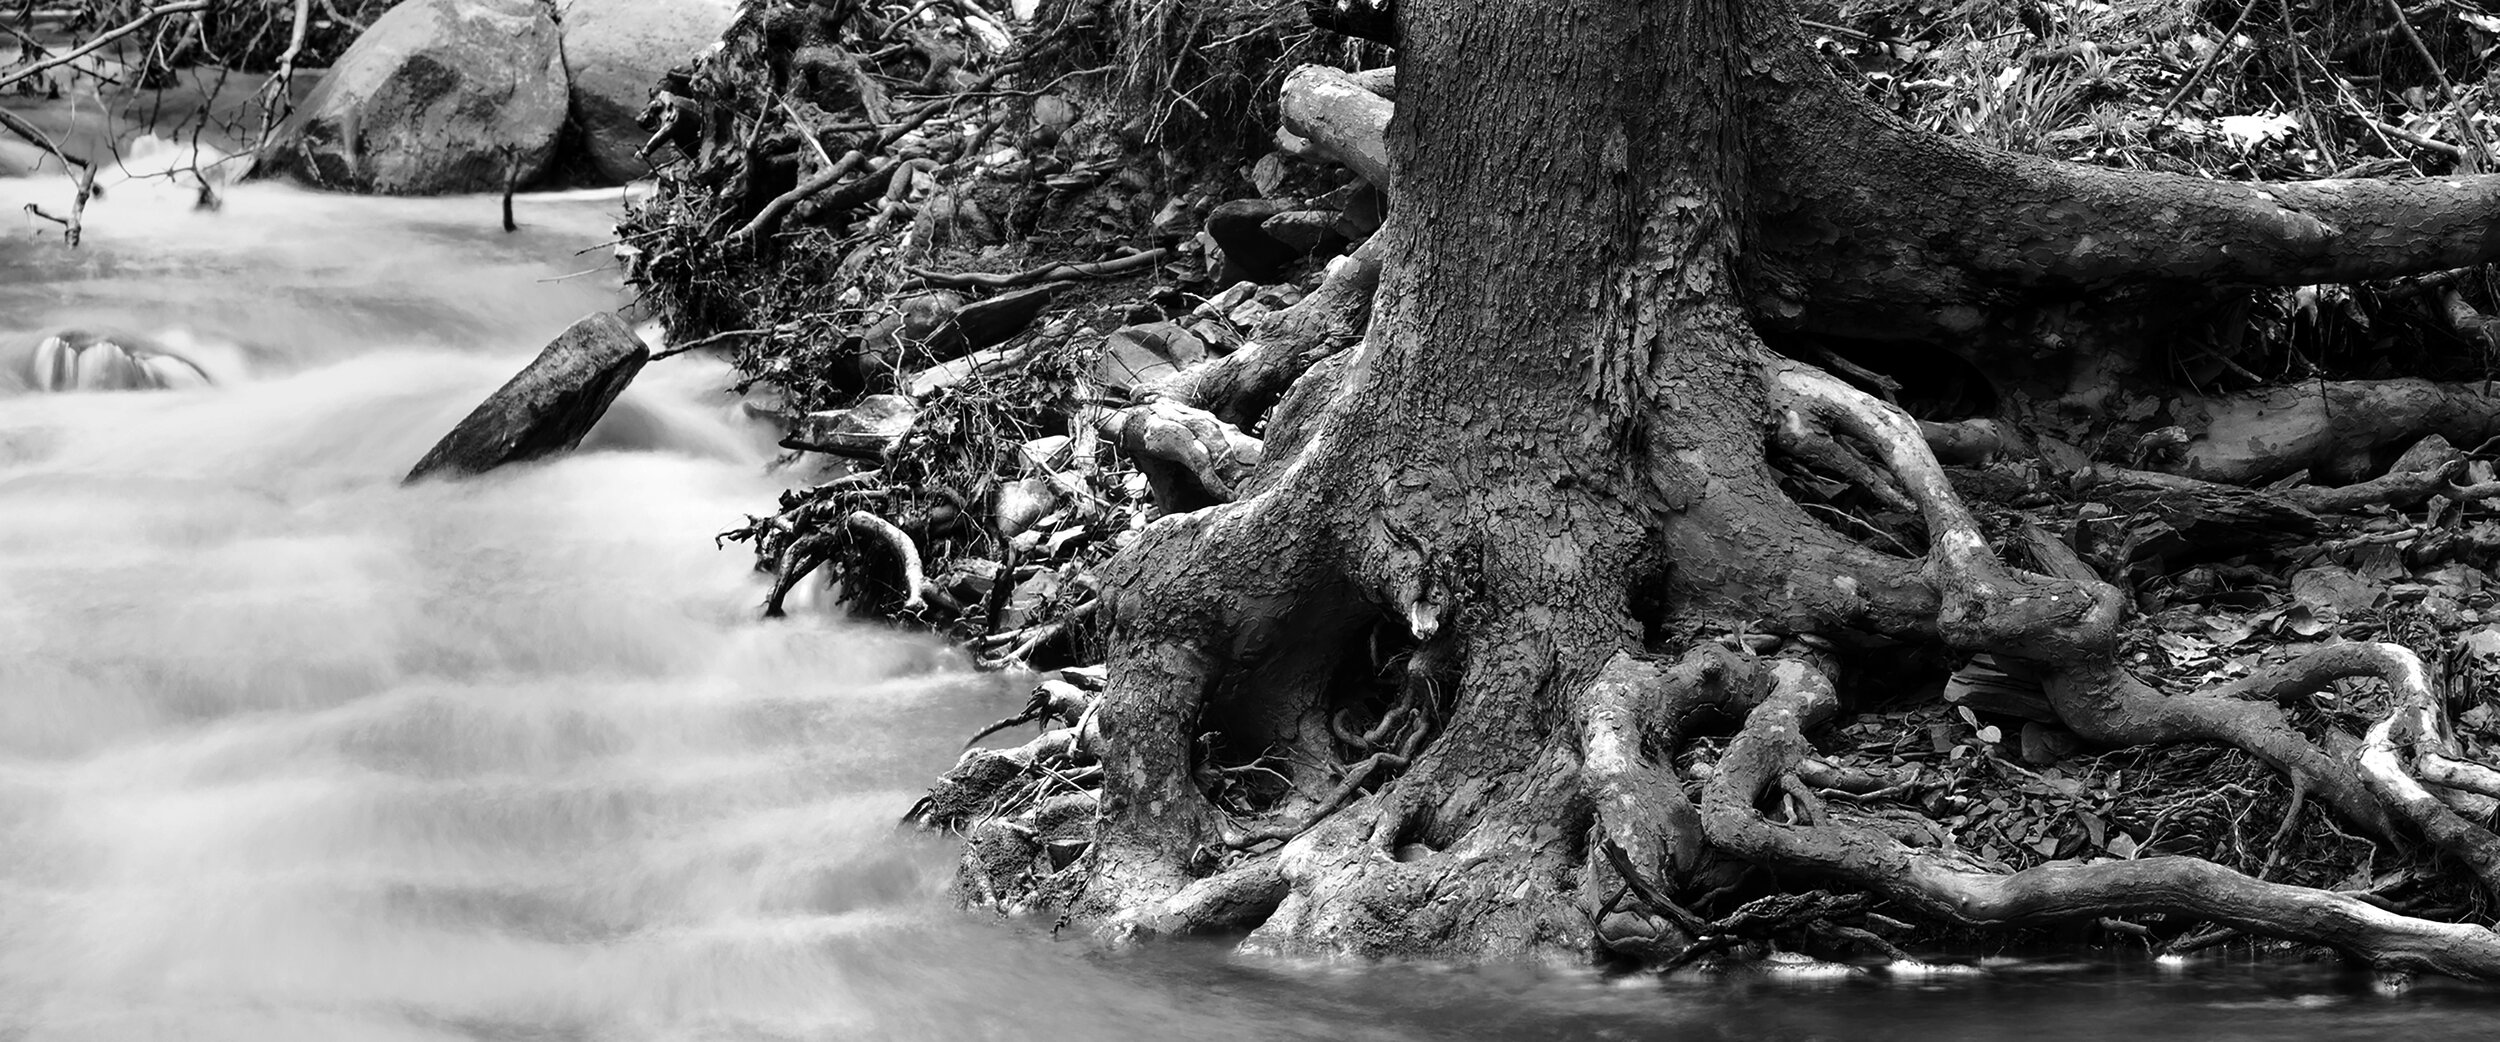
[264,0,568,195]
[405,311,649,482]
[559,0,739,183]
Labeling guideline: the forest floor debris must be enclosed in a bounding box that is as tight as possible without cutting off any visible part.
[623,0,2500,970]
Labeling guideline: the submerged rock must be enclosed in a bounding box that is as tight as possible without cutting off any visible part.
[560,0,739,183]
[10,330,211,393]
[405,311,649,482]
[264,0,569,195]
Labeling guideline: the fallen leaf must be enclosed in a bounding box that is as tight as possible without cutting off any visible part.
[2216,112,2298,149]
[2283,604,2330,638]
[2203,616,2255,646]
[2077,808,2107,849]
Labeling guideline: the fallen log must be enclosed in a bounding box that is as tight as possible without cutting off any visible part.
[404,311,649,482]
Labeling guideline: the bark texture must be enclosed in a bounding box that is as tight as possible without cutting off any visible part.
[913,0,2500,976]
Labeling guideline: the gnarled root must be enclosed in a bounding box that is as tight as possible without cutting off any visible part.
[1767,357,2412,844]
[1701,648,2500,979]
[1579,646,1773,955]
[754,496,935,619]
[1724,366,2500,972]
[896,0,2500,975]
[1096,400,1264,513]
[1152,236,1384,428]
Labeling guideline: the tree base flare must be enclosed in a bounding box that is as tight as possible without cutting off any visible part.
[604,0,2500,981]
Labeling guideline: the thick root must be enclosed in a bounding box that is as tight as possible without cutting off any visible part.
[1152,236,1384,428]
[1772,357,2410,844]
[1579,646,1774,954]
[1096,400,1264,514]
[1701,649,2500,979]
[2170,380,2500,484]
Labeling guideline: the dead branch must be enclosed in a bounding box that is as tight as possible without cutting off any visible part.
[727,59,1021,248]
[252,0,313,155]
[908,248,1169,290]
[0,0,210,92]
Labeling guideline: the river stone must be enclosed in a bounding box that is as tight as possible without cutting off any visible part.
[1941,653,2056,723]
[952,283,1061,350]
[265,0,569,195]
[560,0,739,183]
[1205,197,1302,282]
[2291,564,2380,616]
[1094,321,1206,393]
[782,394,919,460]
[405,311,648,482]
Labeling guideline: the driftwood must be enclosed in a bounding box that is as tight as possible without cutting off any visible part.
[0,0,211,92]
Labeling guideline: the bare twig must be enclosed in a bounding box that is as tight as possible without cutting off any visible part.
[905,248,1170,289]
[0,104,94,245]
[0,0,211,92]
[2366,117,2465,158]
[2152,0,2264,128]
[500,144,521,232]
[252,0,314,155]
[2381,0,2494,168]
[728,58,1019,247]
[651,327,771,361]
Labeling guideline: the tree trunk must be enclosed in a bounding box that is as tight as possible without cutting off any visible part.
[916,0,2500,973]
[1064,0,1881,958]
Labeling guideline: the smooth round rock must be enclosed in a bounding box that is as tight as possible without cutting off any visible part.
[264,0,569,195]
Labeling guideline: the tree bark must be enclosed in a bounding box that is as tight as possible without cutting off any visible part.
[918,0,2500,975]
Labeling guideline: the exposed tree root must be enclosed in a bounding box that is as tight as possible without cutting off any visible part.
[1277,65,1393,188]
[1702,649,2500,979]
[757,502,933,618]
[1153,237,1384,428]
[639,0,2500,982]
[1095,400,1263,513]
[2169,380,2500,484]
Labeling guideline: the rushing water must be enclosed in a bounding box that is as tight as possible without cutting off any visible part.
[15,114,2500,1042]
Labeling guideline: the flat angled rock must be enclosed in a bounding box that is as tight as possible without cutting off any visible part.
[406,312,649,482]
[1094,321,1207,394]
[782,393,919,460]
[949,283,1063,350]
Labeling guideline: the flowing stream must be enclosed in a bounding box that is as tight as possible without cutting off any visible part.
[11,112,2500,1042]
